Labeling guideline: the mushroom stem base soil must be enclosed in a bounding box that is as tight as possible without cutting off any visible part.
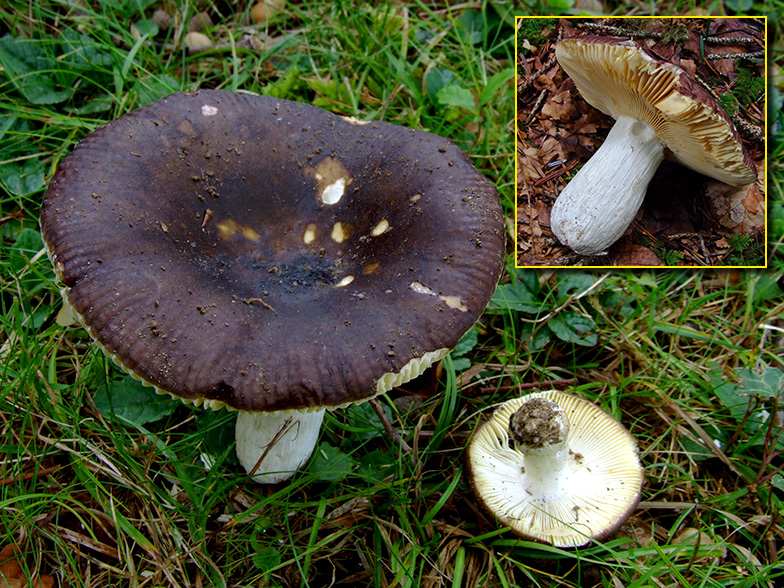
[550,114,665,256]
[510,399,572,499]
[235,408,326,484]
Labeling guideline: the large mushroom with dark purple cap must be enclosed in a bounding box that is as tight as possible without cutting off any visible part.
[40,90,505,483]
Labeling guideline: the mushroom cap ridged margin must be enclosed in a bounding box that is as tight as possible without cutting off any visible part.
[465,390,644,548]
[39,90,505,414]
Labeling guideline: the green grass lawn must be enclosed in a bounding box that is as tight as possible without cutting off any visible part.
[1,1,783,587]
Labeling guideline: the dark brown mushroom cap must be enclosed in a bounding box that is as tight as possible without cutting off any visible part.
[40,90,504,411]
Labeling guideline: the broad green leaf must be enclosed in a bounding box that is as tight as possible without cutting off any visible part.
[711,376,747,419]
[8,229,53,322]
[346,402,387,442]
[556,271,598,304]
[488,0,515,25]
[424,67,455,103]
[711,369,781,442]
[93,376,180,427]
[436,85,475,111]
[74,94,115,115]
[452,328,478,357]
[197,409,239,465]
[356,449,396,482]
[251,546,282,572]
[59,30,114,71]
[599,289,635,319]
[95,0,158,16]
[452,358,471,371]
[263,66,305,99]
[308,442,355,482]
[678,436,716,461]
[737,367,784,398]
[0,157,44,196]
[521,322,551,351]
[456,10,484,45]
[133,19,159,38]
[547,0,576,8]
[724,0,753,11]
[0,35,73,104]
[479,68,514,107]
[548,311,597,346]
[24,305,52,330]
[451,327,479,371]
[488,280,543,313]
[10,228,46,273]
[305,76,341,101]
[770,198,784,244]
[0,114,31,151]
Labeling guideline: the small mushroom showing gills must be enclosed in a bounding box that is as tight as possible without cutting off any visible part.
[466,390,644,547]
[550,37,757,256]
[40,90,504,484]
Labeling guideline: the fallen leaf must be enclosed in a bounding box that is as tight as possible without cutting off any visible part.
[678,58,696,78]
[0,544,54,588]
[0,545,22,580]
[520,39,536,53]
[612,244,664,266]
[703,180,765,236]
[540,88,573,120]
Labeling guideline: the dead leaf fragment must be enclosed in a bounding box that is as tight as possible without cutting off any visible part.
[0,544,54,588]
[703,180,765,237]
[184,32,214,53]
[613,243,664,266]
[540,88,573,120]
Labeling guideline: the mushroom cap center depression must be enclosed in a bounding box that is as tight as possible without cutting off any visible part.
[147,131,459,321]
[182,156,387,304]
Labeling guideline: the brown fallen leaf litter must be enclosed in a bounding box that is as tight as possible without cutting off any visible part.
[516,17,766,267]
[0,544,53,588]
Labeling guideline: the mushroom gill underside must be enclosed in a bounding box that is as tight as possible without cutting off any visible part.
[469,424,637,546]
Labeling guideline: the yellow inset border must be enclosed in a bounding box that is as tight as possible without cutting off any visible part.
[514,16,768,269]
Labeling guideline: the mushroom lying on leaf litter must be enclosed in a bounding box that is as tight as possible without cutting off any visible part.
[466,390,644,547]
[41,90,505,483]
[550,36,757,256]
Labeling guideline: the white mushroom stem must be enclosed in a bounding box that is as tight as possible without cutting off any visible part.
[550,114,665,256]
[509,398,571,499]
[235,408,326,484]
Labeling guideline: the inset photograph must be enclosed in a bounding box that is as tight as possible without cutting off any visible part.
[516,17,766,267]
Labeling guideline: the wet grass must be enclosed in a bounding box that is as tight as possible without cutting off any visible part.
[1,1,783,587]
